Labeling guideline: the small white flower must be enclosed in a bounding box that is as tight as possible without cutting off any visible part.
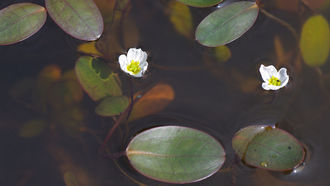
[118,48,148,78]
[259,64,289,90]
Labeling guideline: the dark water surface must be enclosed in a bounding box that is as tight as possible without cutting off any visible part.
[1,0,330,185]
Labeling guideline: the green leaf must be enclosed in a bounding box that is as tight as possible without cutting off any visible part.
[75,56,122,101]
[300,15,329,67]
[195,1,259,47]
[177,0,223,8]
[45,0,103,41]
[0,3,47,45]
[232,125,305,171]
[19,119,46,138]
[95,96,129,117]
[126,126,225,183]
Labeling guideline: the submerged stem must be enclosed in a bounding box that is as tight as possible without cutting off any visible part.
[99,77,135,155]
[260,8,298,41]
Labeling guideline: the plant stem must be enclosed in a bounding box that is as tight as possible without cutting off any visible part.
[99,106,131,155]
[260,8,299,41]
[99,77,135,155]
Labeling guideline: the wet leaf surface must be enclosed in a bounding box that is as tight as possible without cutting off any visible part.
[196,1,259,47]
[45,0,104,41]
[75,56,122,101]
[300,15,329,67]
[232,125,305,171]
[126,126,225,183]
[95,96,129,117]
[177,0,223,8]
[0,3,47,45]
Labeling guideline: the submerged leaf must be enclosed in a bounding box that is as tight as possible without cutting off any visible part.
[45,0,104,41]
[75,56,122,101]
[93,0,116,22]
[77,42,103,57]
[0,3,47,45]
[128,83,175,122]
[177,0,223,7]
[196,1,259,47]
[214,45,231,62]
[168,0,193,38]
[19,119,46,138]
[300,15,329,67]
[95,96,129,117]
[126,126,225,183]
[232,125,305,171]
[63,171,79,186]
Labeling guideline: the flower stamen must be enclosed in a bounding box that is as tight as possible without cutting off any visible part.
[268,76,281,86]
[127,60,141,75]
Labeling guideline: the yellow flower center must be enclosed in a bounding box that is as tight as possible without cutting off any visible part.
[268,76,281,86]
[127,60,141,75]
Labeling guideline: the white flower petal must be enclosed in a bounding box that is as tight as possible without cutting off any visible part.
[118,54,127,69]
[127,48,137,61]
[259,64,278,82]
[119,48,148,78]
[135,48,143,61]
[262,82,283,90]
[262,82,271,90]
[139,50,148,62]
[141,61,148,73]
[278,68,289,87]
[132,71,143,77]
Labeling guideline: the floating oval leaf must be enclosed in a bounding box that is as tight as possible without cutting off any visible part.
[128,83,175,122]
[232,125,305,171]
[126,126,225,183]
[75,56,122,101]
[232,125,267,158]
[196,1,259,47]
[0,3,47,45]
[45,0,104,41]
[300,15,329,67]
[95,96,129,117]
[177,0,223,7]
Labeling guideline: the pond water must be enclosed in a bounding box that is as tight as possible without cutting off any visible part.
[0,0,330,185]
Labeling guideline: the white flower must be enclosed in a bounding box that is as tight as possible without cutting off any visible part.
[118,48,148,78]
[259,64,289,90]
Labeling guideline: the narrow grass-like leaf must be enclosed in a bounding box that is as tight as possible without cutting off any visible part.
[45,0,103,41]
[196,1,259,47]
[126,126,225,184]
[95,96,129,117]
[0,3,47,45]
[75,56,122,101]
[177,0,223,7]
